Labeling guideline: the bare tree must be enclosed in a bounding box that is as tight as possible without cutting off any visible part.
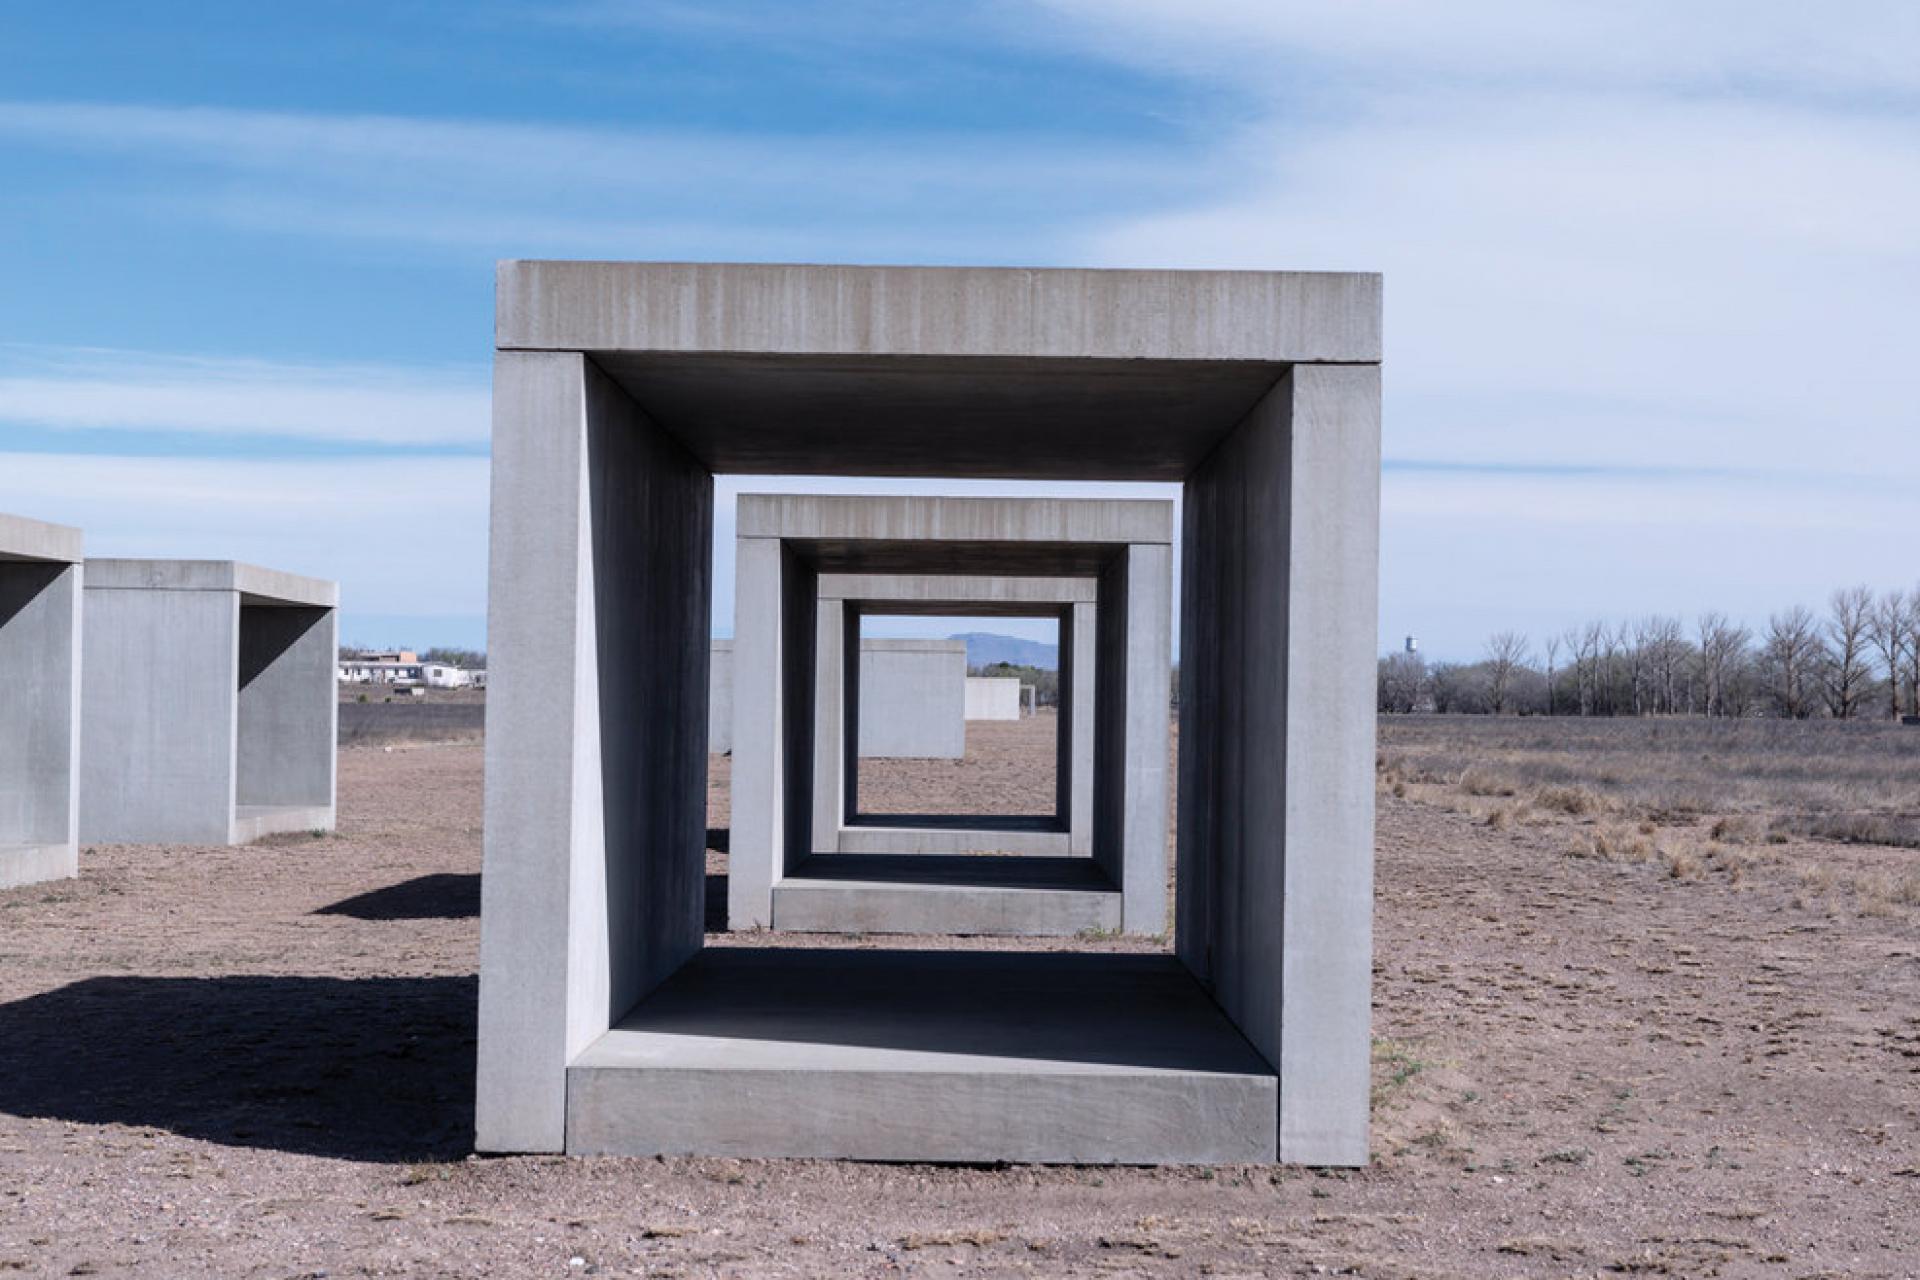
[1543,633,1562,716]
[1377,652,1426,714]
[1763,606,1823,719]
[1695,612,1750,718]
[1906,587,1920,718]
[1483,631,1530,715]
[1823,587,1874,720]
[1866,590,1907,720]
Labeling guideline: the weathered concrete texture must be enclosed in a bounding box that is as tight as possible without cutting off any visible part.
[708,640,734,754]
[566,949,1277,1163]
[0,514,83,890]
[476,352,712,1154]
[770,855,1118,936]
[732,495,1169,939]
[1176,365,1381,1166]
[480,260,1381,1166]
[965,676,1022,721]
[78,560,337,848]
[856,640,966,759]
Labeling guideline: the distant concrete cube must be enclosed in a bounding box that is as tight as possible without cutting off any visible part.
[709,635,966,758]
[79,560,338,845]
[0,514,83,890]
[479,261,1381,1165]
[964,676,1024,721]
[729,506,1167,937]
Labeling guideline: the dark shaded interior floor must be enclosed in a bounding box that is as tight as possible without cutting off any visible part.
[786,853,1112,891]
[585,947,1272,1077]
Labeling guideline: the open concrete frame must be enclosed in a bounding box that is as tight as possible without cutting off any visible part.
[819,571,1095,859]
[0,514,83,890]
[729,500,1169,939]
[79,561,339,846]
[479,261,1381,1164]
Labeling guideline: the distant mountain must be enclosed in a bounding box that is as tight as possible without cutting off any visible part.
[952,631,1059,671]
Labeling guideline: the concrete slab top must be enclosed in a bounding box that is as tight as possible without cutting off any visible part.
[738,494,1174,545]
[83,559,338,608]
[819,573,1098,605]
[498,260,1381,364]
[571,948,1276,1079]
[0,512,82,564]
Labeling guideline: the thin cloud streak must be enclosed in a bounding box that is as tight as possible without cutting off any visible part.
[0,345,489,446]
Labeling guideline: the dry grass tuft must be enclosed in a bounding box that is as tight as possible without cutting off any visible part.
[1534,784,1602,816]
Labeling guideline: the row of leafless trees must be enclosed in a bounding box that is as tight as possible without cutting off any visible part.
[1379,587,1920,719]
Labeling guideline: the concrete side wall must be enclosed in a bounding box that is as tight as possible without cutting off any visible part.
[0,561,80,884]
[476,351,714,1153]
[1069,601,1096,856]
[964,677,1022,721]
[497,261,1383,364]
[79,586,236,845]
[1176,365,1380,1166]
[860,645,966,758]
[235,605,337,818]
[726,537,784,928]
[708,640,733,754]
[1120,545,1172,935]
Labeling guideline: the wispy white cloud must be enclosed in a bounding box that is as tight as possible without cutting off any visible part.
[1033,0,1920,101]
[0,344,488,446]
[0,98,1210,258]
[0,452,489,616]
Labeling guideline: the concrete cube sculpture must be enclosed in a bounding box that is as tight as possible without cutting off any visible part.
[80,560,338,845]
[0,514,83,890]
[817,572,1096,861]
[731,501,1167,937]
[479,260,1381,1165]
[964,676,1025,720]
[709,635,966,758]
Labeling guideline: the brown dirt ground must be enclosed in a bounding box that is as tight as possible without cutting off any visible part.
[2,725,1918,1278]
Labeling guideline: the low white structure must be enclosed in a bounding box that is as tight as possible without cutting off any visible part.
[964,676,1023,721]
[81,560,338,845]
[710,636,964,757]
[0,514,83,890]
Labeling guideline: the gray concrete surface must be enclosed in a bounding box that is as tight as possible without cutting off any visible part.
[78,560,337,847]
[708,639,734,754]
[855,639,966,759]
[771,855,1120,936]
[476,352,712,1154]
[1176,365,1381,1165]
[964,676,1022,720]
[0,514,83,890]
[480,260,1380,1164]
[566,949,1277,1162]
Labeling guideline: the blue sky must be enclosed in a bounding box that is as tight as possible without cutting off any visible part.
[1,2,1915,657]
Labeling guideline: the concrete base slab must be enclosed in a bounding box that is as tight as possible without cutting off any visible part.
[0,843,78,892]
[232,804,335,843]
[566,948,1277,1163]
[834,825,1072,857]
[772,855,1118,935]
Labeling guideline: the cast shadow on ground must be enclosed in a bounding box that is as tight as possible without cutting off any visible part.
[0,975,476,1162]
[315,872,480,920]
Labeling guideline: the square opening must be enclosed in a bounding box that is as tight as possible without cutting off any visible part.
[849,610,1064,829]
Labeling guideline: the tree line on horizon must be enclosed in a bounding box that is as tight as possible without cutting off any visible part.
[1381,586,1920,720]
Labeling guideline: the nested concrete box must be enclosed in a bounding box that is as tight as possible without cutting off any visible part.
[0,514,83,890]
[732,502,1168,938]
[817,571,1096,864]
[79,561,338,846]
[479,261,1381,1165]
